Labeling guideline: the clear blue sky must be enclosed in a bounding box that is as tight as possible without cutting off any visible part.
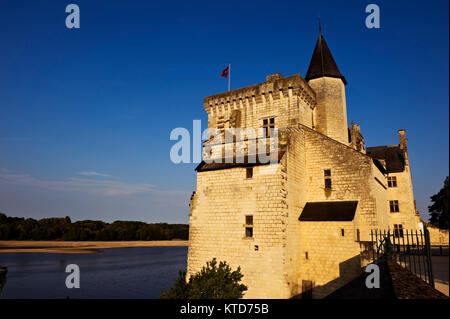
[0,0,448,223]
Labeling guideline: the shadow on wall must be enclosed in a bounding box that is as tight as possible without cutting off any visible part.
[325,260,396,299]
[292,254,387,299]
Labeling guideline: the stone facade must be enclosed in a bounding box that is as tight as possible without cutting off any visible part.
[386,130,421,231]
[308,77,348,144]
[427,226,449,245]
[204,74,315,135]
[187,30,421,299]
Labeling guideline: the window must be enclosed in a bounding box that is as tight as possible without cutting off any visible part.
[305,252,309,260]
[324,169,332,189]
[262,117,275,138]
[387,176,397,188]
[389,200,400,212]
[245,215,253,238]
[341,229,345,237]
[246,167,253,179]
[394,224,404,238]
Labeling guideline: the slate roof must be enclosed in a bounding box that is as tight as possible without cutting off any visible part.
[366,145,406,173]
[299,201,358,221]
[195,151,285,172]
[305,31,347,85]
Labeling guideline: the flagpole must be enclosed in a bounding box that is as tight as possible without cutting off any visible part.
[228,63,231,91]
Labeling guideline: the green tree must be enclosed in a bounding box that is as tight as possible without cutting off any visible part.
[429,176,449,229]
[0,212,188,241]
[160,258,247,299]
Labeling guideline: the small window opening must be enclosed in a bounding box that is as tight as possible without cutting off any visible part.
[245,215,253,238]
[324,169,332,189]
[246,167,253,179]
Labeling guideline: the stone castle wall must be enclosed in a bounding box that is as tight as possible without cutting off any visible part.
[302,126,390,239]
[203,75,315,135]
[387,169,420,231]
[288,126,389,298]
[298,221,361,299]
[187,71,420,299]
[308,77,348,145]
[427,226,449,245]
[187,162,290,298]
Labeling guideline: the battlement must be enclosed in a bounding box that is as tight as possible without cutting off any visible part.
[203,74,316,115]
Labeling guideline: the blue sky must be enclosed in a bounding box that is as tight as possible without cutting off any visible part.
[0,0,448,223]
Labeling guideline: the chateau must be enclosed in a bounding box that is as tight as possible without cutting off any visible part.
[187,28,421,298]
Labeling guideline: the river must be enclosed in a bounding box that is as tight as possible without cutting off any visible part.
[0,246,187,298]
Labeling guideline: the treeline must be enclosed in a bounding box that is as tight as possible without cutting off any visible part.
[0,213,188,241]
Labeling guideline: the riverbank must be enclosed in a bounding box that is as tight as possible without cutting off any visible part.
[0,240,188,254]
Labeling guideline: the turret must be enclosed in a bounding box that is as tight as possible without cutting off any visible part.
[305,25,349,144]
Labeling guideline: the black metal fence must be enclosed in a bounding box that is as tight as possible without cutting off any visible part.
[370,225,435,288]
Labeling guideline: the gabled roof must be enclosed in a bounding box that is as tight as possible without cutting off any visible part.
[299,201,358,221]
[366,145,405,173]
[305,31,347,85]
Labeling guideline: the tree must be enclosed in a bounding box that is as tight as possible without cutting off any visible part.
[0,212,189,241]
[160,258,248,299]
[428,176,449,229]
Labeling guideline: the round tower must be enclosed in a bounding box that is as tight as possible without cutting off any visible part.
[305,26,349,144]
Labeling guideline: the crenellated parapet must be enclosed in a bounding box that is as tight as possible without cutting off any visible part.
[203,74,316,120]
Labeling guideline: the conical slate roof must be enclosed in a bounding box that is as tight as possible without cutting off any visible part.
[305,31,347,85]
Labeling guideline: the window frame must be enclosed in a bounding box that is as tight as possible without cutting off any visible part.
[387,176,397,188]
[245,215,254,238]
[394,224,404,238]
[389,200,400,213]
[262,117,275,138]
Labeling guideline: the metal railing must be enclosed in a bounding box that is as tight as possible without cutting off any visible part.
[370,225,435,288]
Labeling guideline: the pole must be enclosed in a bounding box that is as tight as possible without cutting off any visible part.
[228,63,231,91]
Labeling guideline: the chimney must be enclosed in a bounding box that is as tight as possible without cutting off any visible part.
[349,122,365,153]
[398,129,407,151]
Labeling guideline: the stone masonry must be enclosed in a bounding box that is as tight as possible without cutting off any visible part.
[187,29,421,299]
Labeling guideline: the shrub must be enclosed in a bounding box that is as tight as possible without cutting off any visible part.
[160,258,247,299]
